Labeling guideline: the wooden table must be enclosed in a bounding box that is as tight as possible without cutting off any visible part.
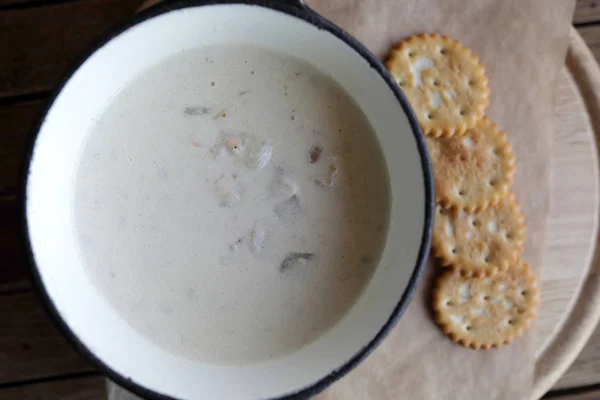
[1,1,599,399]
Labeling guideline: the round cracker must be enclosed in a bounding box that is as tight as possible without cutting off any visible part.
[426,117,515,211]
[433,263,540,350]
[432,194,525,271]
[385,33,489,137]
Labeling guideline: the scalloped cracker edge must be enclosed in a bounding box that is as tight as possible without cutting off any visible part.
[432,193,526,271]
[426,116,516,211]
[385,33,489,137]
[433,263,540,350]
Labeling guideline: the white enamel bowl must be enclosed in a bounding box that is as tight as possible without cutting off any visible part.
[22,1,434,399]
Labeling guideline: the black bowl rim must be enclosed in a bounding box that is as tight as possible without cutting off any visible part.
[19,1,434,399]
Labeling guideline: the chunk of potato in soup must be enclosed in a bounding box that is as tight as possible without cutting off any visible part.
[74,45,391,365]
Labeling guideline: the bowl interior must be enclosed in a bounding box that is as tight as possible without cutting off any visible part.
[25,3,430,399]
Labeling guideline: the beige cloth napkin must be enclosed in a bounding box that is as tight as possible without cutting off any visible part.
[110,1,575,399]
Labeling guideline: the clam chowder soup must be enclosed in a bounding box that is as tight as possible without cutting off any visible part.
[74,45,391,365]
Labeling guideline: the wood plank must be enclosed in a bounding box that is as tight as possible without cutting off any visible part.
[0,100,41,193]
[0,292,96,383]
[0,376,106,400]
[0,279,32,294]
[574,0,600,24]
[0,0,144,99]
[0,196,29,287]
[0,100,41,289]
[0,0,42,7]
[0,0,73,8]
[545,387,600,399]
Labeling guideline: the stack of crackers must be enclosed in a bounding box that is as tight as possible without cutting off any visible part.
[385,33,540,350]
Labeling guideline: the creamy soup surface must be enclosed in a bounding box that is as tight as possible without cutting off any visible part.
[74,45,391,365]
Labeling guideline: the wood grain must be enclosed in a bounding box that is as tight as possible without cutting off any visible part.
[0,376,105,400]
[0,0,59,8]
[533,27,600,398]
[0,292,96,384]
[0,100,41,193]
[556,327,600,389]
[536,68,598,361]
[547,26,600,394]
[533,53,600,398]
[0,0,144,99]
[579,26,600,62]
[0,194,29,287]
[575,0,600,24]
